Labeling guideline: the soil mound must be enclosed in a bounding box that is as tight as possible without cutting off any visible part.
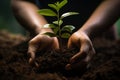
[0,30,120,80]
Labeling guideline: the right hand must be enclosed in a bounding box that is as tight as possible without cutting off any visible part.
[28,30,59,67]
[66,31,95,70]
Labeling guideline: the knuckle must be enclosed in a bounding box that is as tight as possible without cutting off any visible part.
[27,51,32,57]
[29,39,36,45]
[92,48,96,54]
[81,49,88,55]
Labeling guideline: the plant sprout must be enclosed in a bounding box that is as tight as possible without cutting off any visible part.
[38,0,79,39]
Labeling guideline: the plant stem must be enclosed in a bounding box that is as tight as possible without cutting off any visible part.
[58,36,62,50]
[57,10,61,37]
[57,10,62,49]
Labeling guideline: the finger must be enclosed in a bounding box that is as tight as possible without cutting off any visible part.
[84,48,96,69]
[28,37,40,52]
[70,40,89,62]
[28,51,36,66]
[27,38,39,65]
[29,57,39,67]
[28,50,38,67]
[28,42,37,59]
[67,47,95,70]
[67,37,78,49]
[35,36,56,50]
[70,51,87,64]
[67,37,73,49]
[65,60,87,71]
[28,51,35,60]
[52,37,59,50]
[29,58,34,65]
[65,64,72,70]
[84,48,95,62]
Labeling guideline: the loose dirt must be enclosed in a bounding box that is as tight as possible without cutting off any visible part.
[0,30,120,80]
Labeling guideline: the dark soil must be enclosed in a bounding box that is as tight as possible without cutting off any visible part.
[0,30,120,80]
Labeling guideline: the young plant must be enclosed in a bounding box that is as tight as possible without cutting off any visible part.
[38,0,79,48]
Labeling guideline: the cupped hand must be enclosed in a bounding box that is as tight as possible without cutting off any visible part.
[27,30,59,67]
[66,31,95,70]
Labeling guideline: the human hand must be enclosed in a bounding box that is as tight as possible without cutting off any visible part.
[27,29,59,67]
[66,31,95,70]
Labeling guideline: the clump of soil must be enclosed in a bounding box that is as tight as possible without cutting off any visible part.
[0,30,120,80]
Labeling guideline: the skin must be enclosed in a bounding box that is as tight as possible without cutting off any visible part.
[11,0,120,69]
[11,0,59,67]
[66,0,120,70]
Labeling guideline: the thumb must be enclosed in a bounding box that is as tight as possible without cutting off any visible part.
[28,44,37,59]
[67,38,73,49]
[52,37,59,50]
[28,48,36,65]
[27,40,38,65]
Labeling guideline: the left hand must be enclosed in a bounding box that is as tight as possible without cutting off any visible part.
[66,31,95,70]
[28,29,59,67]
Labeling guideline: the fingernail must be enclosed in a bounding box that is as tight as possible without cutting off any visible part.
[65,64,72,70]
[35,62,39,68]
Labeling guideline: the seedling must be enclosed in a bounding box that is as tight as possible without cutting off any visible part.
[38,0,79,48]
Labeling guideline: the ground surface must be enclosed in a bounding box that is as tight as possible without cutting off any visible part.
[0,30,120,80]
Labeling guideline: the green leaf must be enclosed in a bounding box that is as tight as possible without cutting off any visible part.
[61,28,71,33]
[55,2,60,6]
[38,9,57,16]
[61,25,75,33]
[48,4,59,11]
[53,27,59,34]
[43,32,57,37]
[43,24,55,28]
[58,0,68,10]
[61,33,70,38]
[53,20,63,26]
[61,12,79,19]
[43,24,59,34]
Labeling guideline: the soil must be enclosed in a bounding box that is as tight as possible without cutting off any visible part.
[0,30,120,80]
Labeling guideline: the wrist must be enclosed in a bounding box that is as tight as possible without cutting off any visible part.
[77,29,90,37]
[77,30,90,41]
[31,25,53,34]
[78,27,94,39]
[39,28,53,34]
[29,27,53,37]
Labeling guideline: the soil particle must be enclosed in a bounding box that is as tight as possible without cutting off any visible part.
[0,30,120,80]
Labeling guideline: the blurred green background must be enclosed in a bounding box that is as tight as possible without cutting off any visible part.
[116,19,120,37]
[0,0,26,35]
[0,0,120,37]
